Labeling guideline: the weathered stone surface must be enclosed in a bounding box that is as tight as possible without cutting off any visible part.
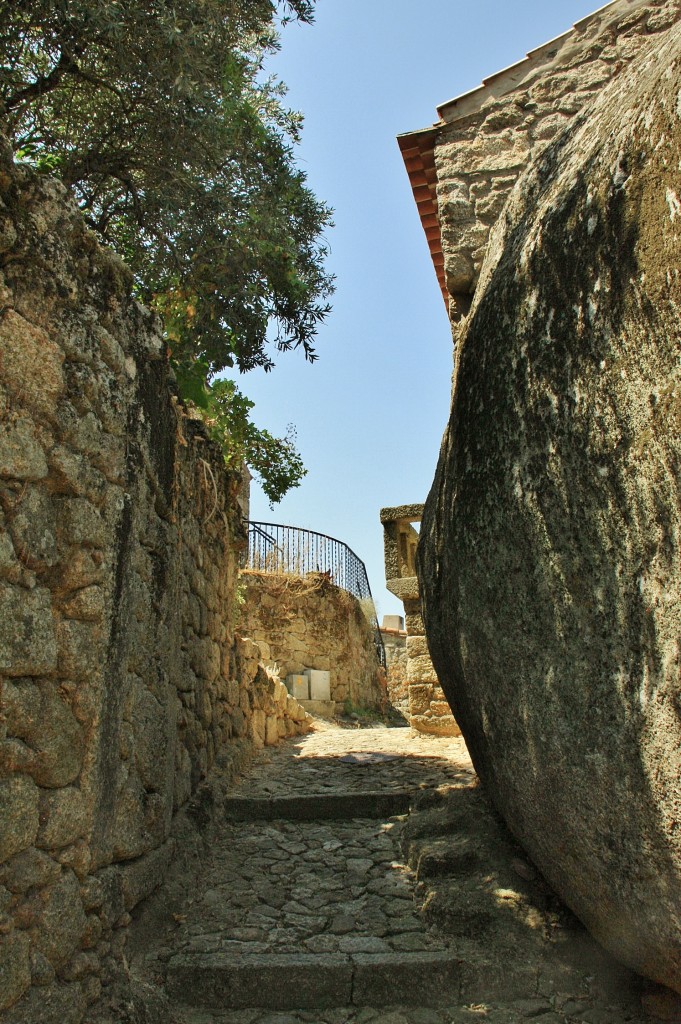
[0,126,310,1020]
[0,417,48,480]
[57,548,105,592]
[29,949,55,987]
[0,310,65,419]
[6,490,58,571]
[384,576,419,602]
[59,585,104,622]
[239,572,384,710]
[2,978,87,1024]
[166,951,353,1010]
[405,635,429,659]
[421,0,681,308]
[381,626,408,715]
[37,788,88,850]
[0,513,22,584]
[0,930,31,1011]
[111,775,148,861]
[132,685,173,793]
[404,608,424,635]
[29,869,87,968]
[56,620,101,680]
[250,708,266,749]
[406,655,438,685]
[352,952,462,1007]
[407,685,433,717]
[55,497,105,548]
[409,714,460,738]
[380,504,427,524]
[47,445,107,503]
[0,848,61,893]
[419,24,681,994]
[119,838,175,911]
[0,585,57,675]
[265,714,278,745]
[0,777,40,863]
[2,681,84,787]
[130,722,657,1022]
[54,838,90,879]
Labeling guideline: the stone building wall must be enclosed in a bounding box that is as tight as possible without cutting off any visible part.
[380,506,459,736]
[400,0,681,322]
[380,627,408,716]
[238,571,386,711]
[0,144,309,1023]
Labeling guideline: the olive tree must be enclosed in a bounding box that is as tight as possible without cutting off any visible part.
[1,0,333,499]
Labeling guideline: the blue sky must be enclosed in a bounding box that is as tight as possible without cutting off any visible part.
[242,0,604,621]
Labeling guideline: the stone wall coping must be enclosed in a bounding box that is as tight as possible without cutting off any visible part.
[436,0,623,122]
[396,0,655,314]
[380,504,425,524]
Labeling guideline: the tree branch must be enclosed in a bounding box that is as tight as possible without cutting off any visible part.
[5,48,77,112]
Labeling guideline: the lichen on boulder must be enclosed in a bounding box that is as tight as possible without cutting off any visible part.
[418,22,681,993]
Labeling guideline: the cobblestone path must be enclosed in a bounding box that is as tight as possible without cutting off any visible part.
[130,722,651,1024]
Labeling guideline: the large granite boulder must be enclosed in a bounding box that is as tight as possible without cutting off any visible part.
[418,23,681,993]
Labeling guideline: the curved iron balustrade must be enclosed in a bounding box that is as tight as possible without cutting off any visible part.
[244,521,386,669]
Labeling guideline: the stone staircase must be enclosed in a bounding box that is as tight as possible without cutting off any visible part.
[130,723,651,1024]
[162,774,465,1013]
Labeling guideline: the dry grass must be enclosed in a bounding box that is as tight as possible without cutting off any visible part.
[239,568,336,598]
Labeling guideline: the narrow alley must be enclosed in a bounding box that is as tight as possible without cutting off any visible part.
[126,722,650,1024]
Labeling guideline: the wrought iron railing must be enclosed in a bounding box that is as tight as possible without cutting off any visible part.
[244,521,386,669]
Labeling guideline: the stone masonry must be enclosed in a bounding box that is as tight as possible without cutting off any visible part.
[380,506,458,737]
[126,721,656,1023]
[238,570,386,712]
[380,617,408,719]
[399,0,681,325]
[0,141,309,1023]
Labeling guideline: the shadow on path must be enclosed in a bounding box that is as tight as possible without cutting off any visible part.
[120,723,655,1024]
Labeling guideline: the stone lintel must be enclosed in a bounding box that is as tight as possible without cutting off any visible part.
[380,504,425,525]
[385,577,419,602]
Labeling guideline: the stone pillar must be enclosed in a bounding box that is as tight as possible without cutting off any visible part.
[380,505,459,736]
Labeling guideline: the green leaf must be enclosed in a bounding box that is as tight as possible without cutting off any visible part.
[3,0,328,501]
[1,0,334,378]
[174,360,211,410]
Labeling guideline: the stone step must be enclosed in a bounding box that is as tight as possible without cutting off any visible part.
[165,950,462,1010]
[223,790,413,821]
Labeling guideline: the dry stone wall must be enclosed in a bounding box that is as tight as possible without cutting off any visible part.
[0,143,309,1024]
[238,571,386,711]
[431,0,681,316]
